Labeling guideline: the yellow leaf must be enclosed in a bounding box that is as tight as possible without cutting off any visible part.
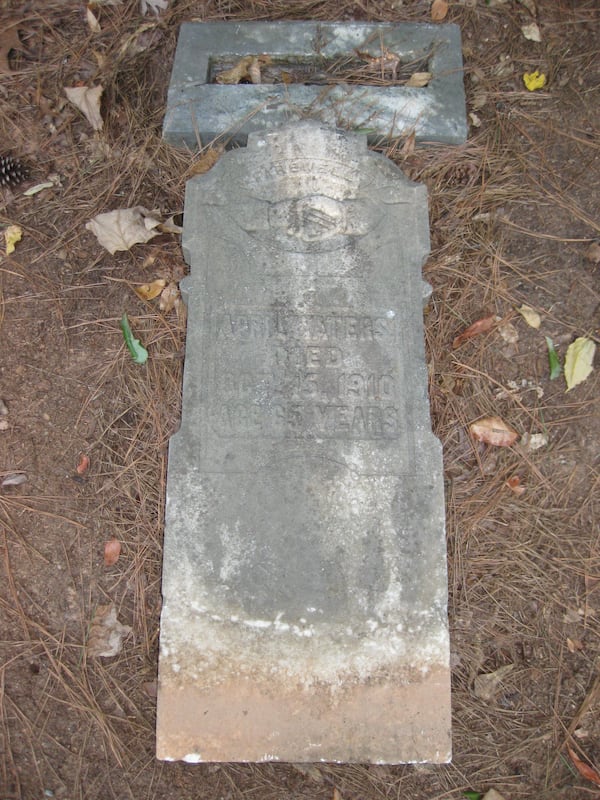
[564,337,596,391]
[517,304,541,329]
[134,279,166,301]
[523,70,546,91]
[4,224,22,255]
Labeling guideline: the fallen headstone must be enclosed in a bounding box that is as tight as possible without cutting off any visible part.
[157,121,451,763]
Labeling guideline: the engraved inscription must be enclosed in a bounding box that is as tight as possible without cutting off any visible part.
[207,309,404,441]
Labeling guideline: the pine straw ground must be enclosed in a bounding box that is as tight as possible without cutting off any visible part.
[0,0,599,798]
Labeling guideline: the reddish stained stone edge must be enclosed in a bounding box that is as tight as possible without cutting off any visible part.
[156,663,451,763]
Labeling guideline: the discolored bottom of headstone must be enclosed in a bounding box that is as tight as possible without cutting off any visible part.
[156,122,451,763]
[158,668,450,763]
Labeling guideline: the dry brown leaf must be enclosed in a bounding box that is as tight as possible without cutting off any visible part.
[118,23,163,58]
[473,664,514,703]
[355,46,400,76]
[406,71,431,87]
[469,416,519,447]
[134,278,166,300]
[216,55,253,84]
[563,608,582,624]
[518,0,537,13]
[143,680,158,698]
[159,282,180,313]
[567,745,600,787]
[498,321,519,345]
[400,131,416,158]
[482,791,508,800]
[87,603,131,658]
[157,215,183,234]
[64,85,104,131]
[585,242,600,264]
[452,315,496,349]
[86,7,101,33]
[521,432,547,451]
[76,453,90,475]
[472,90,488,110]
[190,145,224,176]
[505,475,525,496]
[567,637,584,653]
[0,23,24,74]
[248,57,263,85]
[431,0,449,21]
[521,22,542,42]
[1,472,27,487]
[86,206,162,254]
[585,573,600,596]
[104,538,121,566]
[216,55,271,85]
[141,0,169,14]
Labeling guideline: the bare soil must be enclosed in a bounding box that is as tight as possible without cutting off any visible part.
[1,1,599,799]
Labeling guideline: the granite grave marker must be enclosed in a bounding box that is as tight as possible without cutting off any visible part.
[156,121,451,763]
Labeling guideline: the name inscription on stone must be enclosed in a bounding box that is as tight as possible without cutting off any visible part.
[208,309,403,440]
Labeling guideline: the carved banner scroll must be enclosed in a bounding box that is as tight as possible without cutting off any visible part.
[157,122,450,763]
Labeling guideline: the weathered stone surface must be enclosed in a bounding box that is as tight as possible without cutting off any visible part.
[163,21,466,148]
[156,122,450,763]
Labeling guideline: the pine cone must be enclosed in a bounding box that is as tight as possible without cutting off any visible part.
[0,155,29,188]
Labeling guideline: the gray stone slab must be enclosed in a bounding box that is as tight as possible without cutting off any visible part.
[156,121,450,763]
[163,21,466,148]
